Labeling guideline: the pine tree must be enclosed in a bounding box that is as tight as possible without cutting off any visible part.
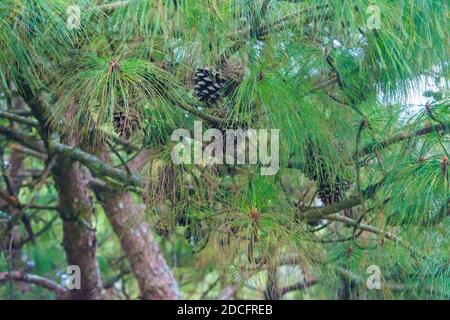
[0,0,448,300]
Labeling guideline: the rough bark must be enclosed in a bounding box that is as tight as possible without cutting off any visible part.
[96,150,179,300]
[0,271,67,295]
[52,156,102,300]
[99,190,179,299]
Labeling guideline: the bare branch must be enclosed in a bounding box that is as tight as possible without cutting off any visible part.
[49,141,144,188]
[327,215,422,259]
[0,271,67,294]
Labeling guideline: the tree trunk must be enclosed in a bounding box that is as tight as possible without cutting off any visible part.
[96,149,179,299]
[52,157,102,300]
[98,190,179,299]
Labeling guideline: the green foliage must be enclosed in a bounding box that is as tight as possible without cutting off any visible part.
[0,0,448,299]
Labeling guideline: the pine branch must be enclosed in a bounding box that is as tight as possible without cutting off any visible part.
[0,127,44,152]
[49,141,144,188]
[221,3,327,65]
[229,4,326,40]
[10,144,46,159]
[299,179,385,221]
[0,271,67,294]
[0,110,39,127]
[327,215,423,260]
[358,123,450,158]
[326,215,400,243]
[288,122,450,169]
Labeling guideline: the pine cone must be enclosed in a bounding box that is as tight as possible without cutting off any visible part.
[113,111,138,140]
[304,143,350,206]
[318,180,345,206]
[194,68,226,104]
[194,60,244,105]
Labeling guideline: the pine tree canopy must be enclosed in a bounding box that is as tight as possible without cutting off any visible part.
[0,0,448,300]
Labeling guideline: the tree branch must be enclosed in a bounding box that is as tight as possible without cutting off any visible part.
[10,144,46,159]
[0,271,67,295]
[0,127,44,152]
[299,179,385,221]
[358,123,449,158]
[327,214,421,259]
[326,214,400,243]
[170,97,223,126]
[49,141,144,188]
[0,110,39,127]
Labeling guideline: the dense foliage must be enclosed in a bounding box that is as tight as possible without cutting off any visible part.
[0,0,448,299]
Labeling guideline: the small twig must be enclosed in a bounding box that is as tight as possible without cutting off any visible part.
[49,141,144,188]
[106,140,132,177]
[20,215,58,246]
